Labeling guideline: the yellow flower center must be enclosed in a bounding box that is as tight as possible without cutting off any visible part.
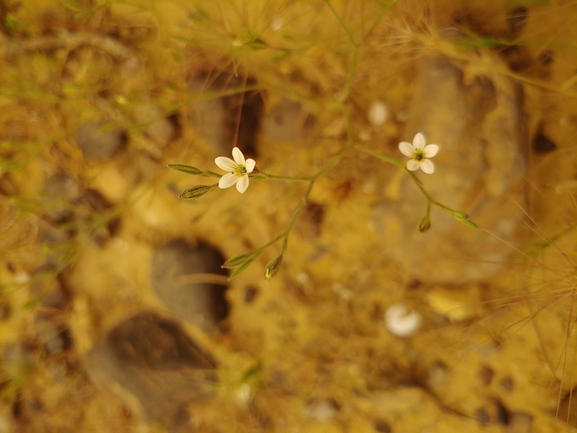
[414,150,425,161]
[234,165,247,176]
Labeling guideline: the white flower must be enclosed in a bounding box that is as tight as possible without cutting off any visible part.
[215,147,256,193]
[399,132,439,174]
[385,303,422,338]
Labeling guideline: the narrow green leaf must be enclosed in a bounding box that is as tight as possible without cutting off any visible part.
[179,184,216,199]
[229,254,260,279]
[22,297,41,311]
[168,164,203,176]
[451,210,477,229]
[202,170,223,178]
[222,252,259,269]
[451,210,468,220]
[240,362,262,382]
[246,38,268,50]
[460,219,478,230]
[64,1,85,12]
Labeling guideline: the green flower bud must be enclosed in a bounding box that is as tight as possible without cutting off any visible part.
[264,255,283,280]
[418,215,431,233]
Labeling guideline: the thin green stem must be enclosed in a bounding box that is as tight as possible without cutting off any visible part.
[259,231,288,251]
[340,46,359,103]
[432,201,453,213]
[356,144,438,207]
[258,172,311,181]
[323,0,357,46]
[284,175,315,235]
[359,0,398,45]
[247,145,355,264]
[406,171,456,214]
[406,169,430,199]
[313,145,354,181]
[355,144,405,168]
[342,104,355,142]
[355,144,476,226]
[281,145,353,252]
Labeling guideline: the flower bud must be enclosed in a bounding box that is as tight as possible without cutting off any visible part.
[264,255,283,280]
[418,215,431,233]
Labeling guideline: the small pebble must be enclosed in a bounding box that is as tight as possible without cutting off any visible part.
[331,283,353,301]
[75,121,126,159]
[384,303,422,338]
[305,399,338,422]
[368,100,388,125]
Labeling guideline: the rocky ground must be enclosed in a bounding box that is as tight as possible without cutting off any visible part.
[1,1,577,432]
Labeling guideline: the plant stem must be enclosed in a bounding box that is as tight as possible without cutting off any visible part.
[259,172,311,181]
[355,144,406,168]
[280,145,353,253]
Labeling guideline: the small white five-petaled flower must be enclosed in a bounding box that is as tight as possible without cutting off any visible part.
[399,133,439,174]
[215,147,256,194]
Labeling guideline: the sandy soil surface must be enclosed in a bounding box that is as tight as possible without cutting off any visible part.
[1,1,577,432]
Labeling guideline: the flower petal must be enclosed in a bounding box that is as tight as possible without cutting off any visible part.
[413,133,426,150]
[420,159,435,174]
[406,159,419,171]
[424,144,439,157]
[245,158,256,173]
[219,172,238,189]
[399,142,414,158]
[236,175,249,193]
[232,147,246,165]
[215,157,237,172]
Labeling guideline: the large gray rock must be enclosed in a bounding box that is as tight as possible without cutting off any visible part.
[75,120,126,159]
[376,55,528,284]
[85,312,216,423]
[150,239,229,332]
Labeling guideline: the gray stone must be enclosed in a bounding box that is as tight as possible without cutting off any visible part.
[262,98,310,141]
[75,120,126,159]
[189,73,262,156]
[42,174,81,221]
[150,239,229,332]
[132,104,176,148]
[376,55,528,284]
[85,312,216,423]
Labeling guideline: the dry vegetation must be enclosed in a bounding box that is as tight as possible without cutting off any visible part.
[1,0,577,432]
